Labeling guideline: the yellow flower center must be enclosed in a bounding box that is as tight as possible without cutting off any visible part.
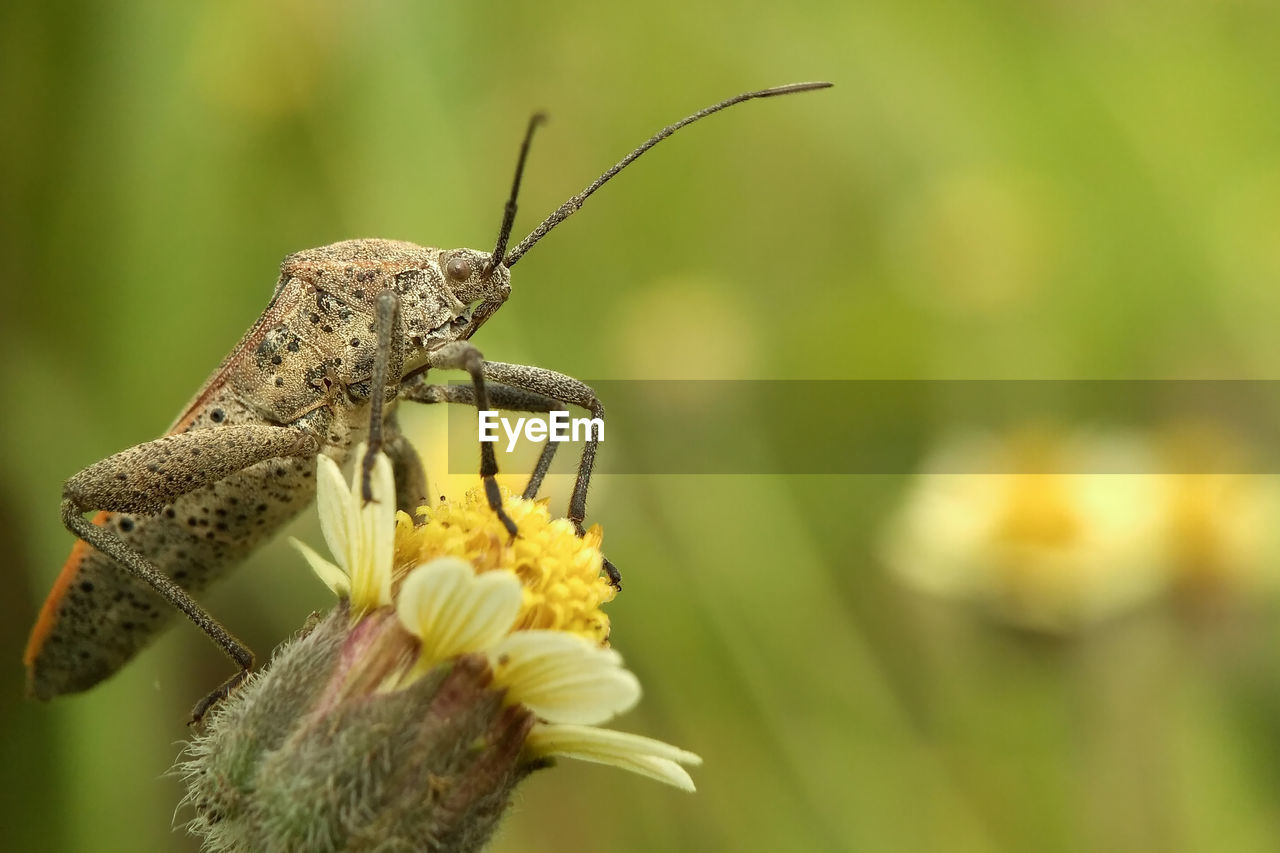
[393,487,616,645]
[992,474,1083,548]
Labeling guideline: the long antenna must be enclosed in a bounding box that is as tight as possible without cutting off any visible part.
[503,81,832,269]
[486,112,547,275]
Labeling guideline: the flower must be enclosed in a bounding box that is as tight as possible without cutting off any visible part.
[881,429,1168,632]
[1152,424,1280,606]
[182,445,699,853]
[391,557,698,788]
[882,426,1280,633]
[1161,472,1280,597]
[394,488,617,644]
[317,447,697,789]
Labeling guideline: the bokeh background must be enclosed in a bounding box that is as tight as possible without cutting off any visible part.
[4,1,1280,851]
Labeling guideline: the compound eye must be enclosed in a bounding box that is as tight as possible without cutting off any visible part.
[445,254,472,281]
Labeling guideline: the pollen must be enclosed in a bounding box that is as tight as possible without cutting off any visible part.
[393,488,616,645]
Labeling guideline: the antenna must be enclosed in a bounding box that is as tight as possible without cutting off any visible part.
[502,81,832,269]
[485,111,547,275]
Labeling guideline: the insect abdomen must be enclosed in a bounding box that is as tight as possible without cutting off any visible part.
[26,404,322,699]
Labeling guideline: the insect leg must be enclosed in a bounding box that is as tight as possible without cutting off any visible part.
[361,289,402,503]
[472,363,620,587]
[475,362,606,541]
[58,425,319,721]
[400,379,562,499]
[403,365,620,588]
[523,432,561,501]
[382,413,429,516]
[420,343,522,537]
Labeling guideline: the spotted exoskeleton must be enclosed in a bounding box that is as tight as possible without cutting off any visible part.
[25,82,832,719]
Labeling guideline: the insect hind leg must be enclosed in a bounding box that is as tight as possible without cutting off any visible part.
[37,425,318,720]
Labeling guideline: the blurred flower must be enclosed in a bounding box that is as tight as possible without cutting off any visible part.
[883,427,1280,633]
[1154,425,1280,605]
[882,429,1167,632]
[1162,474,1280,598]
[181,446,699,853]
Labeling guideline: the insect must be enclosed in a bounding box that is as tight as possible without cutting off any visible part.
[25,81,832,717]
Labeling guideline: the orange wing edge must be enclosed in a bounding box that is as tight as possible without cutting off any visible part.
[24,512,111,683]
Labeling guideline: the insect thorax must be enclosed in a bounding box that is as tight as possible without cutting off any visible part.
[228,239,506,427]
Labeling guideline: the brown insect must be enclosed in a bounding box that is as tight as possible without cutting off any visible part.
[25,82,832,718]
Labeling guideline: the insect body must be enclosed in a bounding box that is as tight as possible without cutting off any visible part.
[25,82,832,713]
[26,240,508,701]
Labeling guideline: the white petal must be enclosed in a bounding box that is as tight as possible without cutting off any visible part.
[315,452,353,575]
[491,631,641,724]
[349,448,395,610]
[290,537,350,598]
[396,558,471,644]
[396,558,522,666]
[347,443,369,579]
[525,724,702,791]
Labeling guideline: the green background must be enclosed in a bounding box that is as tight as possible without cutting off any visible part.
[3,1,1280,851]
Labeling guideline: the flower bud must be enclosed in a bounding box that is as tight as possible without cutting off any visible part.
[182,607,535,853]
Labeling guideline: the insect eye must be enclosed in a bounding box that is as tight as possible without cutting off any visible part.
[445,254,472,281]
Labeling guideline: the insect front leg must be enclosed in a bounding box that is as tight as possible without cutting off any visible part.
[360,289,405,503]
[477,361,606,539]
[362,289,435,517]
[58,425,320,721]
[418,341,520,538]
[403,360,621,588]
